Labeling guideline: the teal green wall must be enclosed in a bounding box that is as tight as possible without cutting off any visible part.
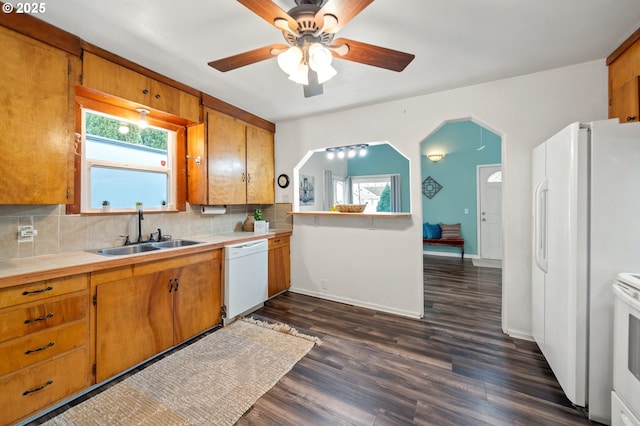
[347,144,410,212]
[421,120,501,255]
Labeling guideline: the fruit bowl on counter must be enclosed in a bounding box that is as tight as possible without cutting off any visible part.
[334,204,366,213]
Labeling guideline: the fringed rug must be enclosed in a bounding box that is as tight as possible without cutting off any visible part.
[42,318,321,426]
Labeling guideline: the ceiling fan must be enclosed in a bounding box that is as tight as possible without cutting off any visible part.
[208,0,415,97]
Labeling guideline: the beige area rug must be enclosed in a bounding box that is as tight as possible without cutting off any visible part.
[43,318,321,426]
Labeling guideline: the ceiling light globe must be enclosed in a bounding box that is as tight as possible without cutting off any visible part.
[326,151,335,160]
[277,46,303,76]
[359,147,367,157]
[337,150,345,159]
[308,43,333,71]
[347,148,356,158]
[316,64,337,84]
[288,62,309,85]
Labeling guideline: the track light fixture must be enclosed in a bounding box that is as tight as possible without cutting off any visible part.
[326,144,369,160]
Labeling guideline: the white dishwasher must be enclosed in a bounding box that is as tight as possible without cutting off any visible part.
[224,239,268,324]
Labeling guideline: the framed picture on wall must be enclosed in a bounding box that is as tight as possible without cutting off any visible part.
[300,175,315,205]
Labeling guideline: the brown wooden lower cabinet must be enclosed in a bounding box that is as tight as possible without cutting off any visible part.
[268,236,291,297]
[0,274,90,425]
[94,250,222,382]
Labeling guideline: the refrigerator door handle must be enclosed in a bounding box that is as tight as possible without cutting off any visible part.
[534,178,549,272]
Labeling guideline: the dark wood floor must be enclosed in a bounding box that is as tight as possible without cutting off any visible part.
[240,255,595,425]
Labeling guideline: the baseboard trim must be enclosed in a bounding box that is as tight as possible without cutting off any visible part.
[422,250,479,259]
[288,287,423,319]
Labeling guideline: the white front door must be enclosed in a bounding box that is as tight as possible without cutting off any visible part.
[478,165,502,260]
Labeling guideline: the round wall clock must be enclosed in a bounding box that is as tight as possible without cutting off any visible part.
[277,174,290,188]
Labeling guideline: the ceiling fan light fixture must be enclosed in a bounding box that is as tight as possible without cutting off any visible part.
[277,46,303,75]
[316,63,337,84]
[288,62,309,85]
[308,42,332,71]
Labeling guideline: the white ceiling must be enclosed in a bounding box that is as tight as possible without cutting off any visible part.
[36,0,640,123]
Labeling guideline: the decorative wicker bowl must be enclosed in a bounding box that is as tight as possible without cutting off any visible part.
[335,204,366,213]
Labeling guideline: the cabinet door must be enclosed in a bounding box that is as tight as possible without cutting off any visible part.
[187,122,207,204]
[207,110,247,204]
[0,26,72,204]
[149,78,181,117]
[246,124,275,204]
[268,237,290,297]
[83,52,149,105]
[173,250,222,343]
[95,271,174,382]
[609,76,640,123]
[83,53,190,119]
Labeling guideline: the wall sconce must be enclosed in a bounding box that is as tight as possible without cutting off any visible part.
[427,153,445,162]
[136,108,150,129]
[326,144,369,160]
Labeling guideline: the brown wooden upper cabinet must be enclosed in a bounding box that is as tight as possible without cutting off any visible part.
[187,109,275,205]
[82,52,200,123]
[608,28,640,123]
[0,26,75,204]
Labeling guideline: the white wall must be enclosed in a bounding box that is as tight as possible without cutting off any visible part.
[275,60,608,336]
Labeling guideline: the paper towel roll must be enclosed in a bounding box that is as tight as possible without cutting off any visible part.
[201,205,226,215]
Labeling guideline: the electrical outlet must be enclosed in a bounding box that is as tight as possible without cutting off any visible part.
[320,279,328,292]
[17,225,38,242]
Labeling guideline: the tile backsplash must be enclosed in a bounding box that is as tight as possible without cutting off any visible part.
[0,203,292,261]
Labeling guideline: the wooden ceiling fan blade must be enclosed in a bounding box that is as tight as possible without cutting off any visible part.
[304,70,324,97]
[237,0,298,32]
[208,44,289,72]
[315,0,374,33]
[331,38,415,72]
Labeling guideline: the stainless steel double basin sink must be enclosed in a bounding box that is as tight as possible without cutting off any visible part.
[93,239,204,256]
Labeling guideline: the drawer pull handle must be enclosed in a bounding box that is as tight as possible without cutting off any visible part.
[23,380,53,396]
[22,286,53,296]
[25,341,55,355]
[24,312,54,324]
[174,278,179,291]
[273,239,280,243]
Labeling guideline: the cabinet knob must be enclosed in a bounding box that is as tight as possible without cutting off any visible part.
[142,89,149,95]
[155,94,161,99]
[626,116,637,122]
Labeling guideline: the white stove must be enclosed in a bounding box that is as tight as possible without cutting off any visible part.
[612,273,640,426]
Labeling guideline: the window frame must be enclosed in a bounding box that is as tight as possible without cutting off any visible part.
[68,91,189,215]
[349,173,400,213]
[81,110,176,212]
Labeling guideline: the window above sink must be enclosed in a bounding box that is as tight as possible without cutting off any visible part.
[81,109,177,213]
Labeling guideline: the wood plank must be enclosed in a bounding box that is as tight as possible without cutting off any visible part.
[239,255,591,425]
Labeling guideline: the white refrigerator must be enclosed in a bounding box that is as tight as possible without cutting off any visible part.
[531,119,640,424]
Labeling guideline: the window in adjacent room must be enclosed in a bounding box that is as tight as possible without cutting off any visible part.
[350,174,401,213]
[81,109,177,212]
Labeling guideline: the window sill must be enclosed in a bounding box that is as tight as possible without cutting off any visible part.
[82,209,177,215]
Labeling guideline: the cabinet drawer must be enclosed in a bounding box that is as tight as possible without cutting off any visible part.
[0,348,89,426]
[0,320,87,376]
[0,274,88,309]
[269,236,290,250]
[0,294,87,344]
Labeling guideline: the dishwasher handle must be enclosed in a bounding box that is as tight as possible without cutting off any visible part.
[235,240,267,250]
